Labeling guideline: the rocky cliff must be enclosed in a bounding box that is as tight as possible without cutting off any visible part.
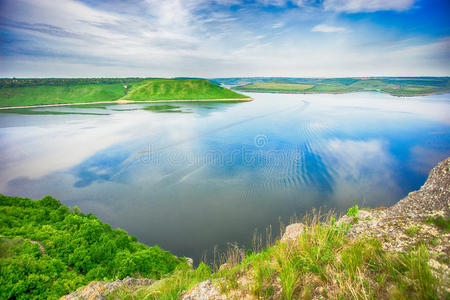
[62,157,450,300]
[183,157,450,300]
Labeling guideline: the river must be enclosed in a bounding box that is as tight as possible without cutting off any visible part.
[0,92,449,262]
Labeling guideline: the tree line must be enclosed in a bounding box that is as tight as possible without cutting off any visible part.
[0,78,151,88]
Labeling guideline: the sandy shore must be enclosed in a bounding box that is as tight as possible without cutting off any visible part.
[0,98,253,110]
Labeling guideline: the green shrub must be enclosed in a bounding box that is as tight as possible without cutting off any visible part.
[0,194,184,299]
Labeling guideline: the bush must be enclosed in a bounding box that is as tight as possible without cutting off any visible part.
[0,194,185,299]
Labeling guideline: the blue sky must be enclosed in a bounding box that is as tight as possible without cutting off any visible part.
[0,0,449,77]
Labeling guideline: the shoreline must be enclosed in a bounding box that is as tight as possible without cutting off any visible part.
[0,97,253,110]
[232,88,450,97]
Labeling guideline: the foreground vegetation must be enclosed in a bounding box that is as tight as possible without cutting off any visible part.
[0,78,248,107]
[0,194,185,299]
[0,194,447,299]
[228,77,450,96]
[107,207,449,299]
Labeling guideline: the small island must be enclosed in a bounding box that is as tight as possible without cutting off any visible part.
[0,78,251,109]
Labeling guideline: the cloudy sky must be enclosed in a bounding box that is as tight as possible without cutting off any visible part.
[0,0,449,77]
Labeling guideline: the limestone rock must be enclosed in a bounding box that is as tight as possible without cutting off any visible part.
[387,157,450,217]
[60,277,154,300]
[182,279,226,300]
[281,223,305,242]
[186,257,194,268]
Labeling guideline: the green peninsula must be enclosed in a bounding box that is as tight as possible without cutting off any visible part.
[0,78,250,108]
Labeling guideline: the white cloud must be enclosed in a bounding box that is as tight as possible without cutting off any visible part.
[256,0,288,6]
[272,22,284,29]
[323,0,415,13]
[0,0,448,77]
[311,24,346,33]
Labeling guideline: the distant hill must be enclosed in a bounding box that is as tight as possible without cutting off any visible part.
[123,79,248,101]
[213,77,450,97]
[0,78,249,108]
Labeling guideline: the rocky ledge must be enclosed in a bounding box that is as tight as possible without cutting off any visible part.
[60,277,154,300]
[61,157,449,300]
[183,157,450,299]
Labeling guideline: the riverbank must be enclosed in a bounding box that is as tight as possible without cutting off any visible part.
[0,78,250,108]
[221,77,450,97]
[0,98,253,110]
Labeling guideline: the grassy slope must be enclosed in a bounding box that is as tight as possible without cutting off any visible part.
[0,79,248,107]
[0,84,129,107]
[108,208,449,300]
[233,78,450,96]
[232,81,314,92]
[122,79,247,101]
[0,194,184,300]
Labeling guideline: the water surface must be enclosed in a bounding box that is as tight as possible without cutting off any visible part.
[1,92,449,261]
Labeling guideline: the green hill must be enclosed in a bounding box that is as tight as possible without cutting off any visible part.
[0,78,249,108]
[231,77,450,96]
[122,79,248,101]
[0,84,130,107]
[0,194,185,299]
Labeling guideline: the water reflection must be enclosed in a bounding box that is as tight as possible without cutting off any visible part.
[0,92,449,262]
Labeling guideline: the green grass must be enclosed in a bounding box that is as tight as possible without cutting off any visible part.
[0,79,248,108]
[235,81,314,92]
[233,77,450,96]
[108,207,445,299]
[426,216,450,233]
[105,263,211,300]
[0,84,130,107]
[404,225,421,236]
[123,79,247,101]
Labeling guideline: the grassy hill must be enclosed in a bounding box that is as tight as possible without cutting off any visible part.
[106,206,449,300]
[0,84,130,107]
[0,78,248,108]
[122,79,247,101]
[0,194,185,299]
[230,77,450,96]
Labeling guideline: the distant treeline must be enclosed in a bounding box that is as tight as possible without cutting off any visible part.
[0,78,150,88]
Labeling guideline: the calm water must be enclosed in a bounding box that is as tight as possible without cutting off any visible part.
[1,92,449,262]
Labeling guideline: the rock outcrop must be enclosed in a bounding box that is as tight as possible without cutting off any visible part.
[61,157,450,300]
[280,223,305,242]
[60,277,154,300]
[339,157,450,253]
[183,157,450,300]
[388,156,449,217]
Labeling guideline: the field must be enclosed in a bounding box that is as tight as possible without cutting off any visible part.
[0,84,131,107]
[230,82,314,92]
[0,78,248,108]
[228,77,450,96]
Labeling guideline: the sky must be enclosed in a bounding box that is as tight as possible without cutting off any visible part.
[0,0,449,77]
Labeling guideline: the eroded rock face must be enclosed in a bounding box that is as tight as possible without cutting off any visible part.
[340,157,450,253]
[183,157,450,299]
[62,157,450,300]
[182,280,226,300]
[281,223,305,242]
[60,277,154,300]
[387,157,450,217]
